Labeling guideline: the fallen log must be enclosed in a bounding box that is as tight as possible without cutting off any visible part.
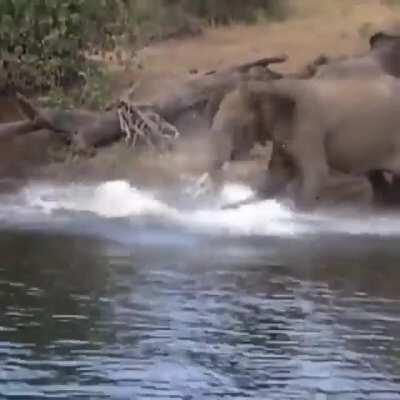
[0,120,39,139]
[0,94,57,139]
[205,54,287,75]
[16,93,98,135]
[151,54,287,121]
[15,94,131,149]
[72,111,122,149]
[12,54,288,150]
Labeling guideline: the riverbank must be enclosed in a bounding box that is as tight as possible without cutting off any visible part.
[0,0,399,191]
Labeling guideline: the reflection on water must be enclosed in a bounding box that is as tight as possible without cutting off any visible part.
[0,230,400,399]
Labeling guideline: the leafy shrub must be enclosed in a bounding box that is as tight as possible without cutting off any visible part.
[0,0,289,102]
[0,0,124,93]
[384,0,400,8]
[180,0,288,24]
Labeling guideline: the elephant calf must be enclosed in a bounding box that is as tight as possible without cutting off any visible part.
[209,80,287,174]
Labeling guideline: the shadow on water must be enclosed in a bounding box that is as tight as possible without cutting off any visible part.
[0,229,400,399]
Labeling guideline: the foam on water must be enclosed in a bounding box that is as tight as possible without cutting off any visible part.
[1,179,400,237]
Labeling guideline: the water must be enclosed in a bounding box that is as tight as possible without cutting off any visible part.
[1,180,400,399]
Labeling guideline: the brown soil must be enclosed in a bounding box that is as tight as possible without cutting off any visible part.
[125,0,399,101]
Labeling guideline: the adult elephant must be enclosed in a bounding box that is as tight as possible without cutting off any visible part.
[208,79,375,209]
[209,31,400,170]
[313,30,400,79]
[238,76,400,210]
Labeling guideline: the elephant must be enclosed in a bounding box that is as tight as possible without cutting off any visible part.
[207,31,400,202]
[204,65,283,128]
[209,31,400,164]
[237,76,400,210]
[260,143,374,209]
[314,32,400,79]
[207,78,378,202]
[209,85,261,172]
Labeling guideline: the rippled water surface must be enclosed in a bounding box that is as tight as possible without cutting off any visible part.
[1,181,400,399]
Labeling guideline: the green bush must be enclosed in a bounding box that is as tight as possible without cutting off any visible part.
[0,0,289,102]
[384,0,400,8]
[0,0,125,93]
[180,0,288,24]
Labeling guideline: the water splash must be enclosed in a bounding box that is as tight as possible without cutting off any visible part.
[1,179,400,238]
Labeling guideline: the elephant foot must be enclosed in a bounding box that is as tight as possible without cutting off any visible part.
[297,172,373,211]
[369,170,400,206]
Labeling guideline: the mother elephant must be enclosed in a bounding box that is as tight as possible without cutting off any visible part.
[243,76,400,209]
[313,30,400,79]
[209,30,400,172]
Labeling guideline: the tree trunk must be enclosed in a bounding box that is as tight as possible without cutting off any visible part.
[12,55,287,149]
[0,120,39,139]
[73,111,122,149]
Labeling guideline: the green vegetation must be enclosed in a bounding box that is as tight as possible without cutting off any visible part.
[384,0,400,8]
[174,0,288,25]
[0,0,126,97]
[0,0,288,107]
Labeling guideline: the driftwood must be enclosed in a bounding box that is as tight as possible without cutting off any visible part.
[0,94,65,139]
[0,120,39,139]
[151,54,287,121]
[14,93,118,147]
[104,81,141,111]
[117,100,181,150]
[80,54,286,148]
[205,55,287,75]
[4,55,287,150]
[16,93,98,133]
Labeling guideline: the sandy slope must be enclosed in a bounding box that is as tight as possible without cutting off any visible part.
[127,0,400,100]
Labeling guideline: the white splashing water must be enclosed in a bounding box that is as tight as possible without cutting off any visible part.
[1,180,400,237]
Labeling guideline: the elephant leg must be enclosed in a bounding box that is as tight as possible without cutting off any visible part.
[192,125,234,198]
[257,144,295,197]
[318,171,373,207]
[368,170,393,204]
[288,132,330,210]
[208,121,235,185]
[221,145,294,209]
[369,171,400,205]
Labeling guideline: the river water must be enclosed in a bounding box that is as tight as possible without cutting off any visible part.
[1,180,400,399]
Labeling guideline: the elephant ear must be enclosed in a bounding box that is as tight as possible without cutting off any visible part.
[245,80,299,107]
[244,80,298,142]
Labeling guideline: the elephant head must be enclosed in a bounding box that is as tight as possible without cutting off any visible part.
[209,80,296,172]
[289,28,400,80]
[208,79,302,207]
[209,85,259,173]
